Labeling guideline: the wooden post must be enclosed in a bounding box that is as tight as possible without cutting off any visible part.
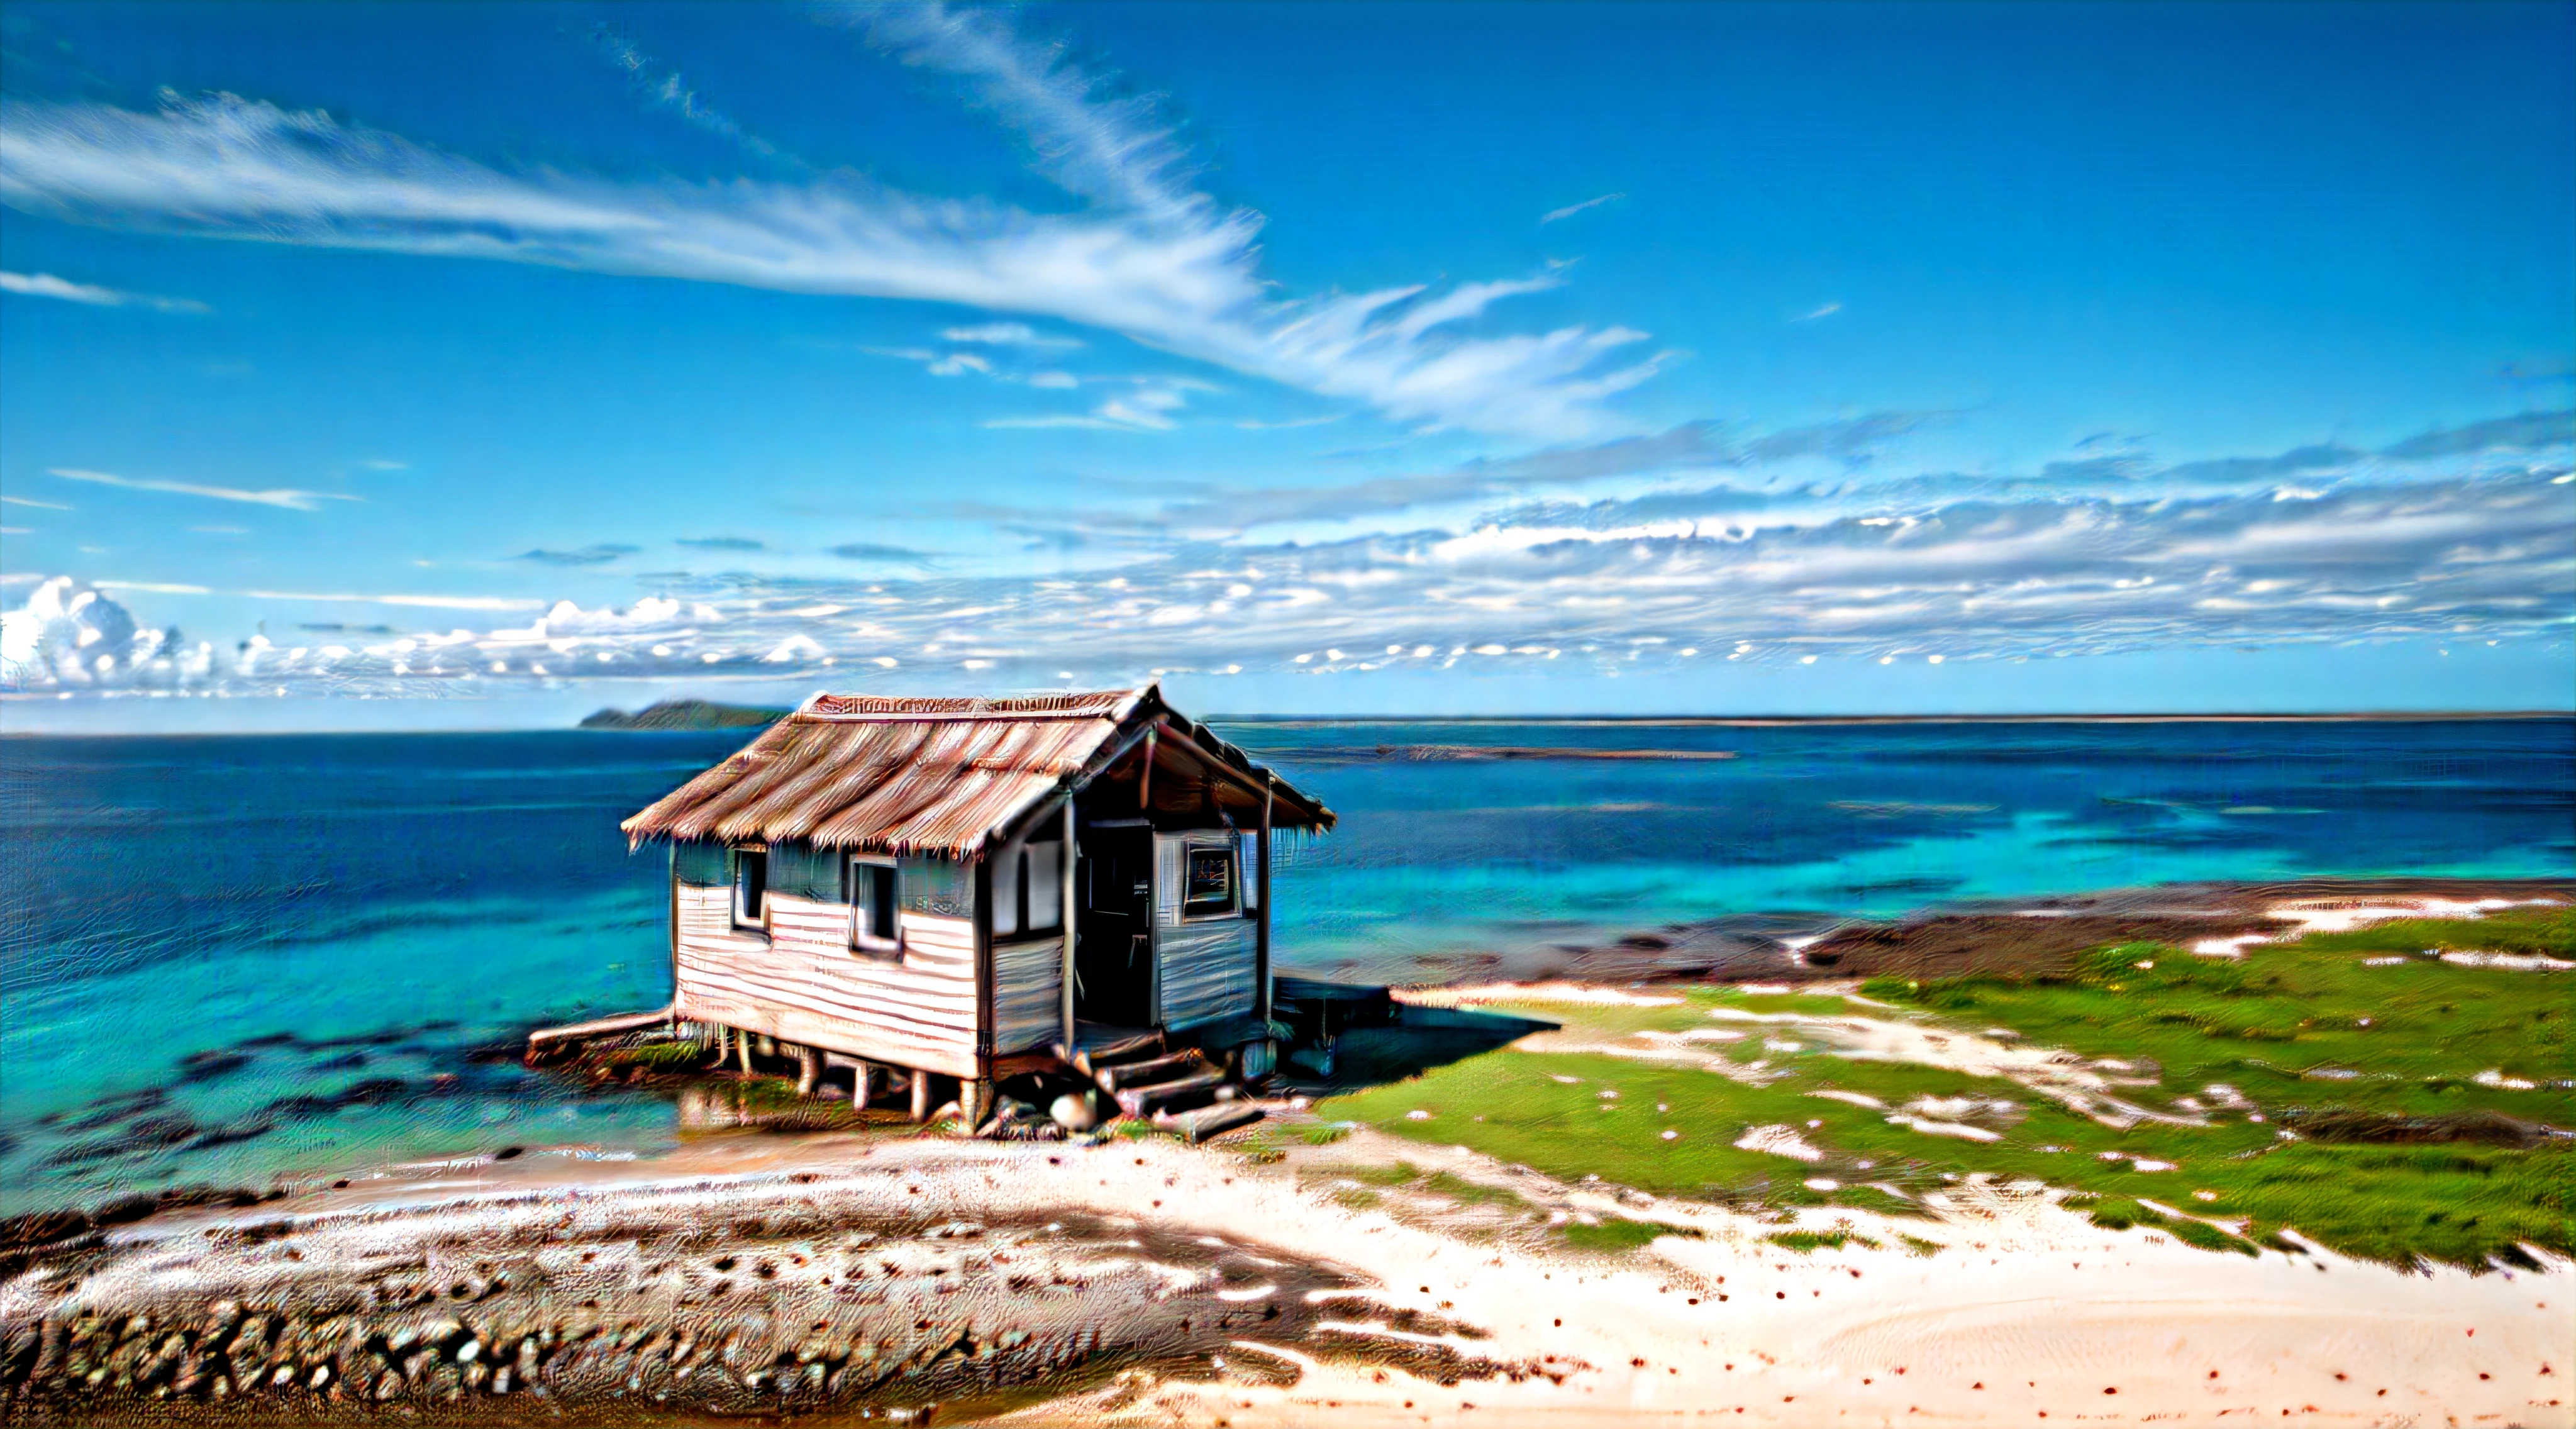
[852,1060,875,1107]
[738,1030,755,1076]
[666,845,680,1031]
[794,1045,818,1097]
[962,1079,989,1127]
[910,1068,931,1123]
[1257,777,1275,1026]
[1060,798,1079,1055]
[973,855,994,1088]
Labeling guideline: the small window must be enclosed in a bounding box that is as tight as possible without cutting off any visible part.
[1024,839,1063,931]
[1183,846,1236,918]
[992,838,1065,938]
[846,858,898,952]
[994,846,1020,938]
[731,848,768,929]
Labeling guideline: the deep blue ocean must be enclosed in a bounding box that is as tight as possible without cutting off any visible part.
[3,718,2569,1213]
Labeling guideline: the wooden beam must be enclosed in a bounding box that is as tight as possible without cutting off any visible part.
[1138,728,1158,811]
[1060,796,1079,1056]
[973,854,994,1082]
[527,1006,676,1048]
[1257,777,1274,1025]
[1142,719,1271,808]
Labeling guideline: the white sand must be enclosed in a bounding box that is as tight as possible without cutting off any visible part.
[963,1126,2570,1427]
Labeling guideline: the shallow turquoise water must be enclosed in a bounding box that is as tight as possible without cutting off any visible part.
[3,719,2567,1213]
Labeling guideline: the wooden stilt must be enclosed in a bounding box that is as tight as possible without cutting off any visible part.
[962,1078,991,1127]
[738,1030,755,1075]
[853,1060,875,1107]
[911,1069,931,1122]
[794,1045,819,1096]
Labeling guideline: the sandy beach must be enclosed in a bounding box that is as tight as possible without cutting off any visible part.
[5,1104,2565,1428]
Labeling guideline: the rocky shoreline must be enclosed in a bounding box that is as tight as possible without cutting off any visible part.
[0,1147,1530,1426]
[1470,874,2576,986]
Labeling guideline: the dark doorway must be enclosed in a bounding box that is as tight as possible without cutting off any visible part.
[1074,823,1155,1026]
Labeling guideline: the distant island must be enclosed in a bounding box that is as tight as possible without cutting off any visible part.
[578,698,789,731]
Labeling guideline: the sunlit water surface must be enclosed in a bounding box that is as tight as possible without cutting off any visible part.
[3,719,2567,1212]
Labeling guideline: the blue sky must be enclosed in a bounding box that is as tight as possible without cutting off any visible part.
[2,0,2570,727]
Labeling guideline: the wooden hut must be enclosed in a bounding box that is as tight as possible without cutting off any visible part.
[616,686,1333,1123]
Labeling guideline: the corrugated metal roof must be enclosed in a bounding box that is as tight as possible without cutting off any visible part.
[621,685,1331,857]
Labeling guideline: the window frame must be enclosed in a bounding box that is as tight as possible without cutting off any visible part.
[730,846,770,931]
[845,855,902,956]
[1179,842,1240,921]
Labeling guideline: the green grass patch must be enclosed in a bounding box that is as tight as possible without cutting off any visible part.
[1767,1228,1881,1252]
[2085,1196,2259,1257]
[1558,1217,1699,1254]
[599,1040,713,1074]
[1347,1161,1427,1187]
[1421,1170,1527,1208]
[1898,1234,1942,1257]
[1318,912,2574,1268]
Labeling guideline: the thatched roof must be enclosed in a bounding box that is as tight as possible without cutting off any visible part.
[619,686,1332,858]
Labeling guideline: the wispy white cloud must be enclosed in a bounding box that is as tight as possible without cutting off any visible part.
[1,495,70,510]
[240,589,545,610]
[0,269,208,313]
[1790,301,1842,323]
[593,26,782,160]
[0,5,1667,442]
[940,320,1080,348]
[1539,192,1623,225]
[987,377,1205,431]
[48,467,355,511]
[18,418,2563,698]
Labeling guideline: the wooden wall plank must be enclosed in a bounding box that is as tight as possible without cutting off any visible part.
[1152,835,1258,1030]
[672,885,983,1074]
[991,935,1064,1055]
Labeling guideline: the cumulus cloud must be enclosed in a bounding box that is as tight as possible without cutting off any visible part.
[1,577,209,690]
[1,268,209,313]
[0,6,1667,443]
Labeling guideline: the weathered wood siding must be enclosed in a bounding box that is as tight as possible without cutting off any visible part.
[991,935,1064,1054]
[671,845,982,1078]
[1153,833,1257,1030]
